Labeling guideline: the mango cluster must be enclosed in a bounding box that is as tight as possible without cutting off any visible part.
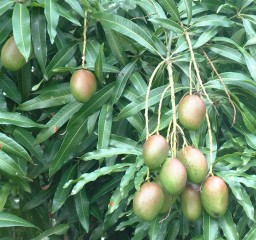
[133,95,229,222]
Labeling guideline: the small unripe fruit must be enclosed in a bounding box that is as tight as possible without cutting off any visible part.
[143,135,169,170]
[1,36,26,71]
[70,69,97,103]
[177,146,208,184]
[178,95,206,130]
[200,176,228,218]
[133,182,164,221]
[181,183,202,222]
[159,158,187,195]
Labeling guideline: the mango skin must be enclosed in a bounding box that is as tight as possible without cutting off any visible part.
[159,158,187,195]
[70,69,97,103]
[200,176,228,218]
[143,135,169,170]
[181,183,202,222]
[178,95,206,130]
[133,182,164,221]
[1,36,26,71]
[177,146,208,184]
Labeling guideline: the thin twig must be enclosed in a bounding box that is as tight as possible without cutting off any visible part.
[82,11,88,69]
[202,50,236,126]
[189,59,193,95]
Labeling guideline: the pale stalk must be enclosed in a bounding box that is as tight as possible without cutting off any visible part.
[202,50,236,126]
[145,61,165,139]
[167,62,177,157]
[189,60,193,95]
[82,11,88,69]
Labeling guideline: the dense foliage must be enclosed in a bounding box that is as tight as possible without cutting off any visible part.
[0,0,256,239]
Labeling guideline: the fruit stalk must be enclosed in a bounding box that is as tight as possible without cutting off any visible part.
[189,60,193,95]
[167,62,177,157]
[202,50,236,126]
[184,32,212,105]
[82,10,88,69]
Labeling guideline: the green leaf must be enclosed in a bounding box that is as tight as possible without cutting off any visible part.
[238,103,256,134]
[17,89,74,111]
[130,72,147,95]
[184,0,192,24]
[0,212,37,229]
[104,28,127,65]
[31,8,47,72]
[0,15,12,45]
[95,43,105,86]
[75,188,90,232]
[0,183,11,211]
[0,132,32,162]
[81,147,142,161]
[193,27,218,49]
[97,103,113,157]
[0,74,22,104]
[218,211,239,240]
[203,211,219,240]
[243,224,256,240]
[0,150,25,178]
[0,112,45,128]
[52,165,77,213]
[12,127,44,162]
[193,14,234,27]
[44,44,77,80]
[241,49,256,81]
[93,13,157,53]
[58,4,81,26]
[64,0,84,17]
[35,101,83,144]
[12,3,31,61]
[158,0,180,21]
[116,84,185,120]
[111,61,137,104]
[32,224,69,240]
[49,83,114,177]
[0,0,14,16]
[65,163,131,195]
[44,0,59,44]
[149,18,183,34]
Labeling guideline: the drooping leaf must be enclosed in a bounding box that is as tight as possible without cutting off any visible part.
[32,224,69,240]
[0,0,14,16]
[64,0,84,17]
[12,3,31,61]
[44,0,60,44]
[149,18,183,34]
[94,43,105,86]
[158,0,180,21]
[203,211,219,240]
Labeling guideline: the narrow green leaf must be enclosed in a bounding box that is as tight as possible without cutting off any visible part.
[130,72,147,95]
[64,0,84,17]
[241,49,256,81]
[32,224,69,240]
[65,163,131,195]
[0,151,25,178]
[81,147,142,161]
[0,112,45,128]
[243,224,256,240]
[0,15,12,45]
[35,101,83,144]
[184,0,192,24]
[93,13,157,53]
[52,165,77,213]
[0,132,32,162]
[17,89,74,111]
[97,103,113,157]
[95,43,105,86]
[0,183,11,211]
[44,44,77,80]
[104,28,127,65]
[0,212,37,229]
[12,127,45,162]
[149,18,183,34]
[193,27,218,49]
[134,165,147,191]
[12,3,31,61]
[0,74,22,104]
[116,84,185,120]
[31,8,47,72]
[158,0,180,21]
[0,0,14,16]
[111,61,137,104]
[58,5,81,26]
[218,211,239,240]
[44,0,59,44]
[75,188,90,232]
[193,14,234,27]
[203,211,219,240]
[49,83,114,177]
[166,220,180,240]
